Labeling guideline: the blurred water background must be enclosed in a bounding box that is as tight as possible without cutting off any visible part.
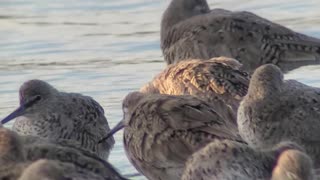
[1,0,320,179]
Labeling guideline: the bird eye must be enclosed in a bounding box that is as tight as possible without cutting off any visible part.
[23,95,42,108]
[35,95,42,101]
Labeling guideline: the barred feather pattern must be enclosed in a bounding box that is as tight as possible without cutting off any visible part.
[121,92,244,180]
[140,57,250,124]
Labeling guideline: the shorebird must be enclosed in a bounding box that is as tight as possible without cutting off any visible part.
[182,140,314,180]
[18,159,107,180]
[140,57,250,124]
[18,159,67,180]
[161,0,320,73]
[1,79,115,159]
[0,126,126,180]
[100,91,245,180]
[0,127,28,180]
[21,136,127,180]
[237,64,320,167]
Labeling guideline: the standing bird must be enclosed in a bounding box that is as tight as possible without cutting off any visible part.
[161,0,320,73]
[237,64,320,167]
[1,79,115,159]
[140,57,250,124]
[100,92,244,180]
[182,140,314,180]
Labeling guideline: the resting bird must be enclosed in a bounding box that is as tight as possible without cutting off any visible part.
[18,159,108,180]
[161,0,320,73]
[99,92,244,180]
[1,79,114,159]
[0,127,27,180]
[182,140,314,180]
[0,127,126,180]
[21,136,127,180]
[140,57,250,124]
[237,64,320,167]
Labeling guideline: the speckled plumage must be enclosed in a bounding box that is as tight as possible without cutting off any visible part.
[114,91,244,180]
[161,0,320,73]
[140,57,250,124]
[20,136,127,180]
[238,64,320,167]
[182,140,314,180]
[0,127,126,180]
[6,79,114,159]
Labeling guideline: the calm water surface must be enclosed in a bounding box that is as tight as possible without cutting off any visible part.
[1,0,320,179]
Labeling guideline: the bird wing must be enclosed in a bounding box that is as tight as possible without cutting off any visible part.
[163,9,320,72]
[281,81,320,141]
[124,94,244,173]
[22,135,126,180]
[56,93,114,158]
[178,59,249,99]
[156,95,242,141]
[148,59,249,114]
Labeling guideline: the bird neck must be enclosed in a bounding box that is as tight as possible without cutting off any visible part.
[160,6,182,42]
[247,77,283,101]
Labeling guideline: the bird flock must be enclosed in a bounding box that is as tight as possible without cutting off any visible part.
[1,0,320,179]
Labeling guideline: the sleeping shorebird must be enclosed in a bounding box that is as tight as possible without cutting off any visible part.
[1,79,114,159]
[0,126,126,180]
[0,127,27,180]
[140,57,250,124]
[182,140,314,180]
[18,159,113,180]
[161,0,320,73]
[21,135,127,180]
[99,91,244,180]
[238,64,320,167]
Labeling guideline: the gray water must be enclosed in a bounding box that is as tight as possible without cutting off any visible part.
[1,0,320,179]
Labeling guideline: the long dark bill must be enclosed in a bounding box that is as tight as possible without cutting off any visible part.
[1,95,41,125]
[98,120,125,144]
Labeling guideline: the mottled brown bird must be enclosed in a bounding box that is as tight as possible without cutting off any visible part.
[100,91,245,180]
[140,57,250,124]
[182,140,314,180]
[1,79,114,159]
[161,0,320,73]
[238,64,320,167]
